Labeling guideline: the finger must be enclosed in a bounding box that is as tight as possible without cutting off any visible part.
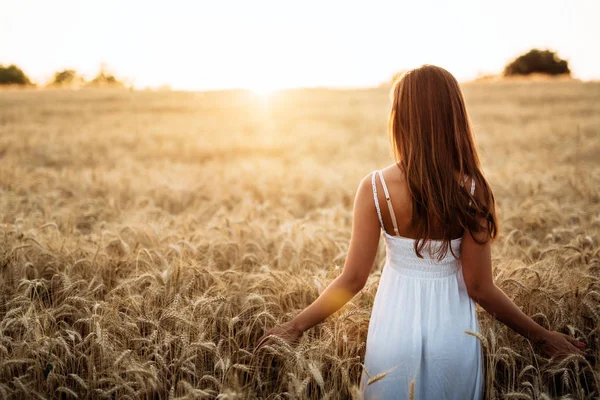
[555,340,583,356]
[553,351,575,361]
[566,343,585,356]
[561,333,585,348]
[549,345,575,360]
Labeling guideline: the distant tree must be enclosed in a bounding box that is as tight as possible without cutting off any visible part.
[87,64,124,87]
[0,64,32,85]
[503,49,570,76]
[50,69,84,86]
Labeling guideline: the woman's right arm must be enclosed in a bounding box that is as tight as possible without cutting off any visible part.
[461,200,586,358]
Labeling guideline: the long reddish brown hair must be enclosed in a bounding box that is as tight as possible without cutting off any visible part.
[388,64,498,260]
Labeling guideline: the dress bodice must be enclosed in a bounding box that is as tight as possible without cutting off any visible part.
[383,233,462,278]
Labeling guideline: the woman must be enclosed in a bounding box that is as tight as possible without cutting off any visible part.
[254,65,586,399]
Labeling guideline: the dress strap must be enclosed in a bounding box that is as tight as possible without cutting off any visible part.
[377,171,400,236]
[371,172,385,230]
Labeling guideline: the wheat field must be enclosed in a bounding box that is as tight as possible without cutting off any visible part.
[0,81,599,399]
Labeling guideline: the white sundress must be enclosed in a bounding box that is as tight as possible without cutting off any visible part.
[359,170,483,400]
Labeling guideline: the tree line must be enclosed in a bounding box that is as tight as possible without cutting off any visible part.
[388,49,570,84]
[1,48,571,87]
[0,64,124,87]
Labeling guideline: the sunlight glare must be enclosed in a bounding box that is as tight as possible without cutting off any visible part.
[249,84,279,96]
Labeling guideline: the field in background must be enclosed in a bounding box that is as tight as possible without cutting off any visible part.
[0,82,599,399]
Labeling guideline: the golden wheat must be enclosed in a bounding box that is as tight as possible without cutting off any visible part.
[0,82,598,399]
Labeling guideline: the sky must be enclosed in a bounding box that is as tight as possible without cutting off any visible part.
[1,0,598,91]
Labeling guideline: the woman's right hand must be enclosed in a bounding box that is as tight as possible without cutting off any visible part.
[537,330,587,358]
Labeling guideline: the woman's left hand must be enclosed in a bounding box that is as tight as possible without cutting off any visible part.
[254,321,303,353]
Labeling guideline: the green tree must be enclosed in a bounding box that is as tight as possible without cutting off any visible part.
[87,64,124,87]
[51,69,83,86]
[0,64,32,85]
[503,49,570,76]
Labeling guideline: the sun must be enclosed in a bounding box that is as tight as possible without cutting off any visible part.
[249,84,278,96]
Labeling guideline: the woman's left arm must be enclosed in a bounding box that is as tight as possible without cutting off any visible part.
[255,174,381,351]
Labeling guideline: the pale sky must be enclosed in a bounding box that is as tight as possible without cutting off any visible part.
[1,0,598,91]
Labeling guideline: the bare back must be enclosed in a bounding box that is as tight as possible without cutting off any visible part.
[372,163,474,241]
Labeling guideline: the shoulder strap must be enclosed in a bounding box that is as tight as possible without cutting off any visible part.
[371,172,385,230]
[377,171,400,236]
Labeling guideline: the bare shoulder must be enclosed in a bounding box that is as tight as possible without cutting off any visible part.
[356,166,402,190]
[357,171,375,190]
[352,172,380,220]
[353,171,376,203]
[378,163,406,183]
[377,163,410,203]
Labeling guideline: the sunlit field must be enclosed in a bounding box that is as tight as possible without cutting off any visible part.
[1,82,599,399]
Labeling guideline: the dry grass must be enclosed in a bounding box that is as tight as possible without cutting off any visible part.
[0,81,599,399]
